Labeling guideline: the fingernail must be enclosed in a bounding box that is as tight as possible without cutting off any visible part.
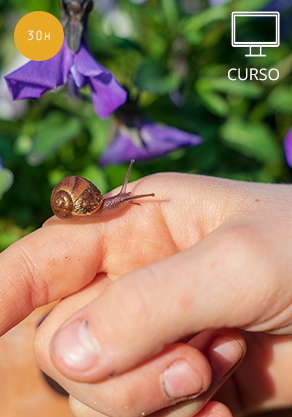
[209,338,243,378]
[52,319,100,371]
[162,360,203,399]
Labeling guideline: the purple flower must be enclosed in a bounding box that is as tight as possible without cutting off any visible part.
[5,39,127,119]
[94,0,117,14]
[283,127,292,168]
[208,0,229,6]
[265,0,291,11]
[209,0,291,8]
[100,120,202,166]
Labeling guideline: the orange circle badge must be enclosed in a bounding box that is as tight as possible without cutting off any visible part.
[14,11,64,61]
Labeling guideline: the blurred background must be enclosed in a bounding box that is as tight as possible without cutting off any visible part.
[0,1,292,416]
[0,0,291,251]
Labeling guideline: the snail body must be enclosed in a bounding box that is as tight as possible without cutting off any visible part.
[51,160,154,219]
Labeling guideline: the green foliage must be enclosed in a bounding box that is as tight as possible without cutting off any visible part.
[0,169,14,199]
[221,117,282,164]
[0,0,291,251]
[268,86,292,114]
[135,59,180,93]
[28,112,82,166]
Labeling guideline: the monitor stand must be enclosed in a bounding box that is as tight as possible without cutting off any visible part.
[245,46,266,57]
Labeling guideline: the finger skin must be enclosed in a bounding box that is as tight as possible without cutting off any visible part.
[69,399,234,417]
[0,224,103,335]
[194,401,233,417]
[35,276,215,417]
[66,343,213,417]
[35,286,245,417]
[150,331,245,417]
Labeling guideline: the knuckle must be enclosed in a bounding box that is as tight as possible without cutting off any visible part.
[216,223,280,317]
[218,222,271,268]
[221,222,263,252]
[18,246,50,309]
[108,274,153,332]
[220,222,275,276]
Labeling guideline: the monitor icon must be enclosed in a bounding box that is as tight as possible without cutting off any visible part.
[231,11,280,57]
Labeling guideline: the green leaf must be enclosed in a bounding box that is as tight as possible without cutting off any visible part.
[196,76,262,116]
[88,118,112,157]
[268,86,292,114]
[134,60,180,94]
[198,91,229,117]
[0,221,33,253]
[27,113,82,166]
[80,165,107,194]
[0,168,14,199]
[181,7,228,44]
[235,0,272,12]
[197,77,262,98]
[14,135,33,156]
[161,0,178,28]
[220,118,282,163]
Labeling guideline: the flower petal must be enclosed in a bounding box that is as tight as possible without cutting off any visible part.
[100,122,203,165]
[100,129,138,165]
[208,0,229,5]
[90,73,127,119]
[70,64,86,88]
[283,127,292,168]
[5,40,73,100]
[141,123,203,150]
[75,44,106,77]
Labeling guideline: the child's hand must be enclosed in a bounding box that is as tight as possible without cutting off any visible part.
[36,274,245,417]
[2,173,292,416]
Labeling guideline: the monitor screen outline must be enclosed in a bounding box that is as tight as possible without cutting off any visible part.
[231,11,280,47]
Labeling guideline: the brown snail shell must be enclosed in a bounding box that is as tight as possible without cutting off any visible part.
[51,176,103,219]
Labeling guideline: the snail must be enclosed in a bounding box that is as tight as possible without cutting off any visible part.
[51,159,155,219]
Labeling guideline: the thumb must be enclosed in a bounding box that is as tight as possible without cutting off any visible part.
[50,221,281,382]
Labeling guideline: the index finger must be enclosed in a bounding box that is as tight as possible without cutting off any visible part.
[0,174,177,336]
[0,219,106,336]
